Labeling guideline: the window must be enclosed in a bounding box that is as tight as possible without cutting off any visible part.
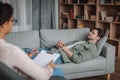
[2,0,32,32]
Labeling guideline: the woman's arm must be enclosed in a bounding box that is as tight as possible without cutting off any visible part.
[9,46,54,80]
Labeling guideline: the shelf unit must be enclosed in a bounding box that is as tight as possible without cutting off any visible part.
[59,0,120,58]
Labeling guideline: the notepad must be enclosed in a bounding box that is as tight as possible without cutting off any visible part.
[33,50,60,67]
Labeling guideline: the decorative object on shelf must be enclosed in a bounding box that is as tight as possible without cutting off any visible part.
[76,15,84,19]
[100,11,107,21]
[78,24,84,28]
[90,15,96,20]
[61,12,69,18]
[100,0,106,4]
[105,16,113,22]
[62,23,68,29]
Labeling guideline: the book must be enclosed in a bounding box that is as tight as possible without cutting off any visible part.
[85,10,89,20]
[33,50,60,67]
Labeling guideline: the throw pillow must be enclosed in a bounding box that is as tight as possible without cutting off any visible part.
[96,36,107,55]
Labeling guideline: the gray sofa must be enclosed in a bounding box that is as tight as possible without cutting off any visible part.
[5,28,115,80]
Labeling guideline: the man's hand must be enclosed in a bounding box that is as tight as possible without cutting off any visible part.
[32,48,39,54]
[56,40,65,49]
[56,40,73,58]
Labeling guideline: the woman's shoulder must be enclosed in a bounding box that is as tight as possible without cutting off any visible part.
[3,41,25,56]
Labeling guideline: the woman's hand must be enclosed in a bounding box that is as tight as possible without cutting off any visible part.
[28,52,34,58]
[47,60,55,69]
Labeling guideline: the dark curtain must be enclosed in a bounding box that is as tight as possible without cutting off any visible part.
[32,0,56,30]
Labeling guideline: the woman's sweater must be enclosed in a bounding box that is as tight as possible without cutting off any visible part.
[0,39,53,80]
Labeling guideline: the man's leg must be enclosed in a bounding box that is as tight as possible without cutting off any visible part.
[52,68,64,77]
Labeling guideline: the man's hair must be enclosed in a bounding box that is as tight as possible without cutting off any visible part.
[0,2,13,26]
[90,28,105,38]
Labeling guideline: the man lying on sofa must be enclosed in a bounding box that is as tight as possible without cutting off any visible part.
[50,28,105,64]
[24,28,105,64]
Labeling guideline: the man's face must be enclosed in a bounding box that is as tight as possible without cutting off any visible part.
[88,29,100,41]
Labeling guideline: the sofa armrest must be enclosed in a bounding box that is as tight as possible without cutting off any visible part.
[100,43,115,73]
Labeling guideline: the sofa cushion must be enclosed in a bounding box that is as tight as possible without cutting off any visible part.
[96,36,107,55]
[56,56,106,74]
[40,28,90,48]
[5,30,40,48]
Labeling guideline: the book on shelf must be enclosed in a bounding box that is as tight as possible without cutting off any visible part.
[100,0,106,4]
[105,16,113,22]
[68,0,72,4]
[114,15,119,22]
[79,0,88,4]
[114,12,120,22]
[70,9,74,19]
[85,10,92,20]
[90,15,96,20]
[87,0,96,4]
[73,0,77,3]
[33,50,60,67]
[118,12,120,22]
[85,10,89,20]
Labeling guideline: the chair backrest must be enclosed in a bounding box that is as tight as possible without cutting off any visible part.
[0,62,67,80]
[49,76,67,80]
[0,62,27,80]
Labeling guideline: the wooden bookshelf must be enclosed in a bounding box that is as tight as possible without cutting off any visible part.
[59,0,120,58]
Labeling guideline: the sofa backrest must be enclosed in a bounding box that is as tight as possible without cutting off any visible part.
[5,30,40,48]
[40,28,90,48]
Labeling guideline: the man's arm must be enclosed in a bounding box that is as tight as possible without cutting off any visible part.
[62,47,73,58]
[56,40,73,58]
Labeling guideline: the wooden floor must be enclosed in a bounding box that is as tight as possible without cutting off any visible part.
[72,58,120,80]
